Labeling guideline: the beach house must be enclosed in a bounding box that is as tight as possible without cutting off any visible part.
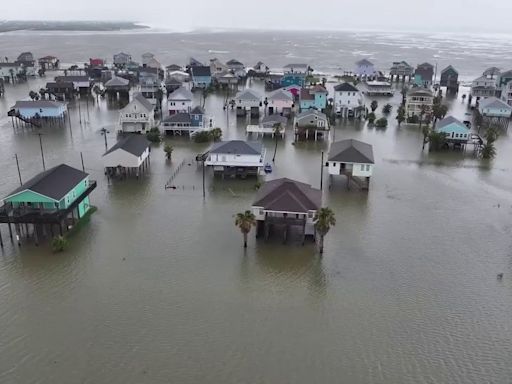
[235,89,261,117]
[294,110,329,141]
[299,85,328,112]
[440,66,459,93]
[251,178,321,243]
[405,88,434,119]
[334,83,364,118]
[118,93,155,133]
[10,100,67,119]
[281,64,308,87]
[414,63,434,88]
[113,52,132,68]
[390,61,414,81]
[436,116,470,144]
[267,88,294,115]
[205,140,266,178]
[355,59,376,79]
[167,86,193,115]
[103,134,151,179]
[190,66,212,89]
[478,97,512,118]
[326,139,374,190]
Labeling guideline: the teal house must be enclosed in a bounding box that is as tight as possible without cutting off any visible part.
[2,164,95,220]
[436,116,470,143]
[281,63,308,87]
[299,85,328,112]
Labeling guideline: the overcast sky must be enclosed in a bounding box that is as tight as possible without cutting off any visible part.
[4,0,512,34]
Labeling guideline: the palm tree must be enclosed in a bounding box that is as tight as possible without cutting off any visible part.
[432,104,448,127]
[419,104,429,130]
[51,235,68,253]
[8,68,15,84]
[396,106,405,127]
[314,207,336,254]
[235,210,256,248]
[382,103,392,114]
[272,123,282,162]
[370,100,378,112]
[401,86,408,106]
[164,143,174,160]
[209,127,223,142]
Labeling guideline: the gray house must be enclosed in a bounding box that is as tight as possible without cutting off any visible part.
[113,52,132,68]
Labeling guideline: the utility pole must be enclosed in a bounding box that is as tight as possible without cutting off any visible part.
[36,133,46,170]
[14,154,22,186]
[202,157,206,200]
[80,152,85,172]
[100,127,109,151]
[320,151,324,191]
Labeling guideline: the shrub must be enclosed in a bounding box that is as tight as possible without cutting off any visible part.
[367,112,376,124]
[146,127,161,143]
[375,117,388,128]
[51,235,68,253]
[194,131,211,143]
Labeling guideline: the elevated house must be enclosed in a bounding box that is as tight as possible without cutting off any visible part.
[165,77,182,94]
[299,85,328,112]
[267,88,294,116]
[45,81,75,100]
[140,77,162,109]
[355,59,376,79]
[500,80,512,107]
[365,80,393,96]
[234,89,261,117]
[226,59,246,78]
[142,52,155,66]
[470,71,498,103]
[0,164,96,244]
[190,66,212,89]
[167,86,193,114]
[216,71,239,88]
[414,63,434,88]
[478,97,512,129]
[145,58,162,70]
[294,110,329,141]
[104,76,130,99]
[210,58,229,78]
[405,88,434,121]
[498,69,512,88]
[166,64,182,74]
[205,140,266,178]
[251,178,321,243]
[16,52,36,76]
[103,134,151,179]
[281,63,309,87]
[138,67,163,84]
[246,114,287,138]
[55,75,90,94]
[334,83,364,118]
[283,84,302,99]
[265,72,284,91]
[253,61,269,77]
[326,139,374,190]
[440,65,459,93]
[9,100,67,125]
[113,52,132,68]
[168,70,190,83]
[118,93,155,133]
[435,116,470,146]
[0,62,22,83]
[160,106,210,136]
[38,55,59,70]
[390,61,414,82]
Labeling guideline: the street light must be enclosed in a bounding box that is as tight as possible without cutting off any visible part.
[100,127,110,151]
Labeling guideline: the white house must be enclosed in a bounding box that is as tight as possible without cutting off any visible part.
[167,86,193,115]
[355,59,376,78]
[267,88,294,115]
[142,52,155,66]
[167,70,190,83]
[235,89,262,110]
[478,97,512,118]
[103,134,150,178]
[253,61,269,75]
[501,81,512,107]
[333,82,364,117]
[118,93,155,133]
[246,115,287,138]
[405,88,434,117]
[327,139,374,190]
[471,73,499,99]
[205,140,266,177]
[365,81,394,96]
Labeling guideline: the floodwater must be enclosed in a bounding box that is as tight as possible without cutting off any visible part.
[0,30,512,384]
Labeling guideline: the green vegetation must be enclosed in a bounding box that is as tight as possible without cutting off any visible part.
[407,114,420,124]
[193,128,223,143]
[314,207,336,254]
[235,210,257,248]
[164,143,174,160]
[396,106,406,127]
[432,103,448,126]
[210,127,223,142]
[370,100,378,112]
[375,117,388,128]
[481,127,499,159]
[367,112,376,124]
[428,130,446,151]
[51,235,68,253]
[146,127,161,143]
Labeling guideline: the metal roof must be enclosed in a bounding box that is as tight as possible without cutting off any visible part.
[235,89,261,101]
[328,139,374,164]
[437,116,466,130]
[334,83,358,92]
[168,86,193,101]
[268,89,293,101]
[209,140,263,155]
[4,164,88,202]
[105,76,129,87]
[479,97,512,110]
[253,178,321,213]
[131,93,154,112]
[162,113,192,124]
[12,100,66,109]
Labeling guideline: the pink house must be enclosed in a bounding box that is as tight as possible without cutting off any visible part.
[283,84,302,99]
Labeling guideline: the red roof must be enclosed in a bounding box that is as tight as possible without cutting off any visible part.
[300,88,314,100]
[89,58,104,66]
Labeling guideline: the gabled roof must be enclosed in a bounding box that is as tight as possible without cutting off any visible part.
[356,59,373,66]
[268,88,293,101]
[483,67,500,76]
[104,134,149,157]
[114,52,131,58]
[284,63,308,69]
[310,85,327,94]
[334,82,358,92]
[46,81,74,89]
[253,178,321,213]
[166,64,182,71]
[191,66,211,77]
[262,114,288,126]
[105,76,129,87]
[418,62,434,68]
[190,106,204,114]
[4,164,88,202]
[436,116,469,134]
[236,89,261,101]
[209,140,263,155]
[408,88,433,96]
[12,100,66,109]
[479,97,512,110]
[227,59,244,66]
[437,116,466,130]
[296,109,327,120]
[165,77,182,86]
[328,139,374,164]
[168,86,193,101]
[162,113,191,124]
[441,65,458,75]
[391,61,413,68]
[123,93,154,112]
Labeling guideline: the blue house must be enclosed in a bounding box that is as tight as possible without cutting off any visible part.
[190,106,205,127]
[436,116,470,143]
[281,63,308,87]
[299,85,328,111]
[478,97,512,118]
[10,100,67,118]
[191,66,212,89]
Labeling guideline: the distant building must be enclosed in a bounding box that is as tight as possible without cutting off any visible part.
[390,61,414,81]
[55,75,90,93]
[165,77,183,94]
[365,80,394,96]
[251,178,321,242]
[500,80,512,107]
[167,87,193,115]
[253,61,269,76]
[142,52,155,66]
[440,65,459,93]
[478,97,512,118]
[205,140,266,178]
[299,85,328,112]
[281,63,309,87]
[354,59,376,78]
[113,52,132,68]
[234,89,261,117]
[470,74,498,100]
[45,82,75,100]
[414,63,434,88]
[267,88,294,115]
[326,139,374,190]
[210,58,229,77]
[0,62,22,83]
[190,66,212,89]
[118,93,155,133]
[104,76,130,98]
[333,83,364,118]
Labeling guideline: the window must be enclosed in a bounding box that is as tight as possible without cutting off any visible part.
[366,165,370,171]
[84,180,88,187]
[360,165,365,171]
